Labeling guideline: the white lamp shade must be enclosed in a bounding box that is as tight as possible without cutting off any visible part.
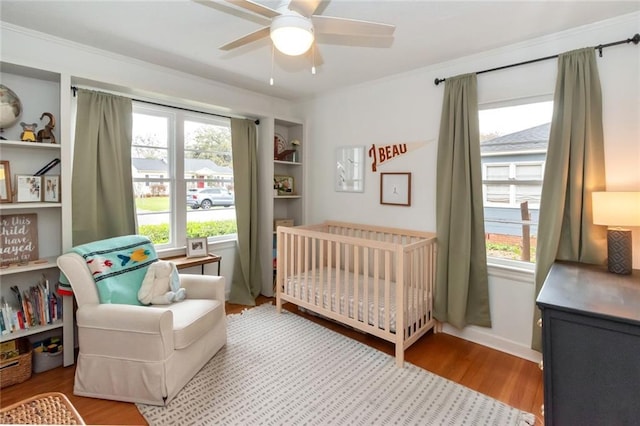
[592,192,640,227]
[270,14,314,56]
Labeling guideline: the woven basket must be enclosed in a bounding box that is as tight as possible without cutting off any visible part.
[0,338,32,388]
[0,392,85,425]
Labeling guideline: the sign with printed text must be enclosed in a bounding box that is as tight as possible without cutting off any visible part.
[368,140,432,172]
[0,213,39,265]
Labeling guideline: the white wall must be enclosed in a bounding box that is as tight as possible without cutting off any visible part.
[299,13,640,361]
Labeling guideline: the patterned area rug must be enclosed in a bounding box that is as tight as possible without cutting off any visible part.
[137,304,535,425]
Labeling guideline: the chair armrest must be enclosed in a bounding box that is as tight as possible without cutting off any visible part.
[179,274,225,301]
[76,303,172,331]
[76,304,174,360]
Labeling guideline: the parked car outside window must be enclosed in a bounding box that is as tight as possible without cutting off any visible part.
[187,187,234,209]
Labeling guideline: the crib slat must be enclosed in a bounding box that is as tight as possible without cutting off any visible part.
[320,239,325,309]
[373,249,379,329]
[384,250,391,333]
[363,247,369,327]
[311,235,317,308]
[328,240,333,310]
[353,245,359,320]
[395,244,405,364]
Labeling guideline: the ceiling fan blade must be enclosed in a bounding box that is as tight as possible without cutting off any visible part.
[220,26,270,51]
[223,0,280,19]
[312,15,395,37]
[288,0,322,17]
[304,42,324,67]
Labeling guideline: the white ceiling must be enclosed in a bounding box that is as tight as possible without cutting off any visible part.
[1,1,639,101]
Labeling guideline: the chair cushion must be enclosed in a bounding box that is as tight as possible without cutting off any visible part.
[161,299,223,350]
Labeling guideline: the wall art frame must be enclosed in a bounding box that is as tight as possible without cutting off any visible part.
[15,175,42,203]
[274,175,294,195]
[335,145,365,192]
[186,237,208,258]
[380,172,411,206]
[43,175,60,203]
[0,161,12,203]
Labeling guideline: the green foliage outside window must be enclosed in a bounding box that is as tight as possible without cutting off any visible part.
[486,242,537,263]
[139,220,237,245]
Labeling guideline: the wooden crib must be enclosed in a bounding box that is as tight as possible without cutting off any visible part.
[275,221,437,366]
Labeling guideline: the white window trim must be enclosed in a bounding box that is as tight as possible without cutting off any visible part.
[133,103,237,251]
[479,95,553,268]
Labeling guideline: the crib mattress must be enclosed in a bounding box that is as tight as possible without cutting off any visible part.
[284,267,427,333]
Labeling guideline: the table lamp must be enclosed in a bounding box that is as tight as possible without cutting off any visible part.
[592,191,640,274]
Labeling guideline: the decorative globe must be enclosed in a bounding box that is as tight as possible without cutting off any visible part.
[0,84,23,130]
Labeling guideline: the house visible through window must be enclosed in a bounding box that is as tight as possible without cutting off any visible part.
[479,100,553,264]
[132,104,236,249]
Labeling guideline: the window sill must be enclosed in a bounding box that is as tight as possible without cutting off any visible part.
[487,258,535,283]
[157,236,237,258]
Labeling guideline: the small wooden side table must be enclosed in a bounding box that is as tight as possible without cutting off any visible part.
[163,253,222,275]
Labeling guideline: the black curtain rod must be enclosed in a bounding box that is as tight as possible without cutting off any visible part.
[434,33,640,86]
[70,86,260,125]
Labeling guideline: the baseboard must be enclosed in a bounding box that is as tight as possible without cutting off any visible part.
[441,324,542,363]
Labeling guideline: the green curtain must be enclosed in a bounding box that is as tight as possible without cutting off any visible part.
[532,48,607,351]
[72,89,135,245]
[228,118,263,305]
[434,73,492,329]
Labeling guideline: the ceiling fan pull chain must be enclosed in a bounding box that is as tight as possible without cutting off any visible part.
[311,44,316,75]
[270,44,275,86]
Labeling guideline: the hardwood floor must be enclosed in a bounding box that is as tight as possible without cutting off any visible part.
[0,296,543,425]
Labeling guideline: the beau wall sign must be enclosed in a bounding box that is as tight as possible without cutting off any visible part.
[0,213,39,265]
[368,140,431,172]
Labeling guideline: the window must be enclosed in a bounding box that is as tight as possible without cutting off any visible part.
[132,104,236,249]
[479,100,553,263]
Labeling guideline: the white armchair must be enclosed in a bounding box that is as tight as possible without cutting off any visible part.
[57,252,227,406]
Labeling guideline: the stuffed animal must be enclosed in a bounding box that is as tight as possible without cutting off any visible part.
[137,261,186,305]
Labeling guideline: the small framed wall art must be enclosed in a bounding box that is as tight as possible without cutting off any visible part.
[274,175,294,195]
[335,146,365,192]
[43,175,60,203]
[380,172,411,206]
[15,175,42,203]
[186,237,208,258]
[0,161,11,203]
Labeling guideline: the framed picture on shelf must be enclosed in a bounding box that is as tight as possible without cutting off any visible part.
[0,213,39,265]
[274,133,287,158]
[335,146,365,192]
[15,175,42,203]
[186,237,208,258]
[43,175,60,203]
[380,172,411,206]
[0,161,11,203]
[274,175,294,195]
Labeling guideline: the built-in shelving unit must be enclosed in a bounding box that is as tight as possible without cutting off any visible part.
[0,62,73,365]
[272,120,304,228]
[259,117,305,296]
[0,257,59,276]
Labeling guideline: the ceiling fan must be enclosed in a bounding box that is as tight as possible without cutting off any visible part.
[211,0,395,57]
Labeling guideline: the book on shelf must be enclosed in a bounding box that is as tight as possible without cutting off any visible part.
[0,276,62,335]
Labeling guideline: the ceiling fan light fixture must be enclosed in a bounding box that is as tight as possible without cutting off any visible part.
[270,14,314,56]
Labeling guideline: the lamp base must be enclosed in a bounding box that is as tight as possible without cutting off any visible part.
[607,229,632,275]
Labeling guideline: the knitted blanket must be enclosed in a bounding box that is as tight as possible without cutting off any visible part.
[58,235,158,305]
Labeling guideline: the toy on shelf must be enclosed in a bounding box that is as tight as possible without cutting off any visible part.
[19,122,37,142]
[36,112,56,144]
